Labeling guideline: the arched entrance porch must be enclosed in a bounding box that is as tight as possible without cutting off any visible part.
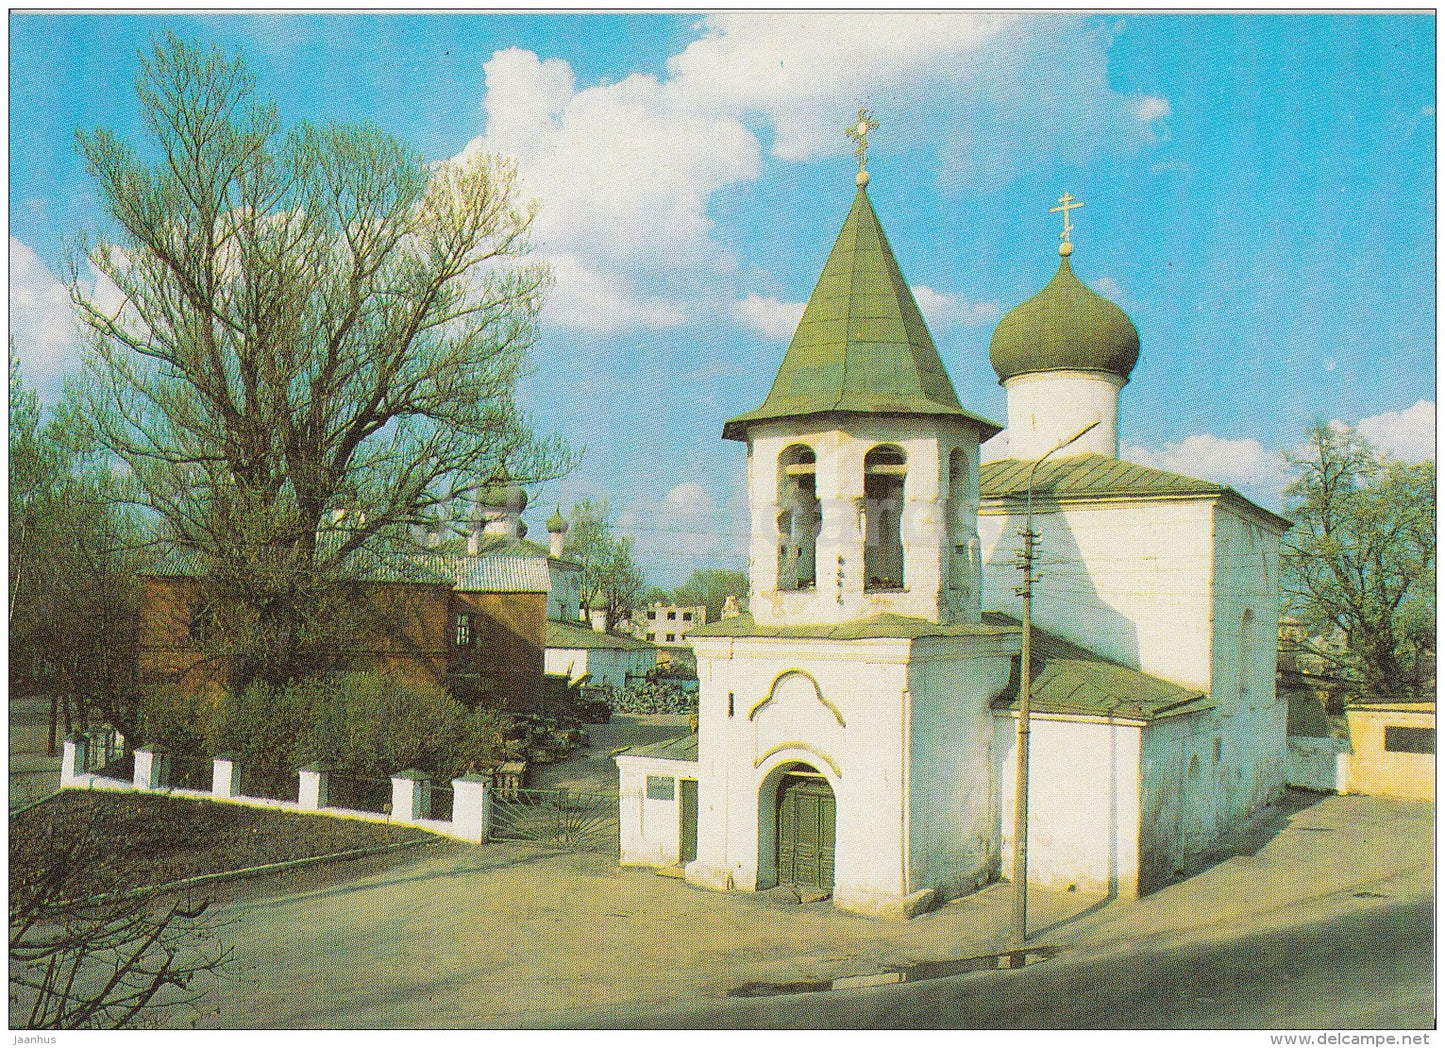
[757,761,837,891]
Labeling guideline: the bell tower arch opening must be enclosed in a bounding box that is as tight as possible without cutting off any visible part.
[777,444,819,590]
[863,444,907,591]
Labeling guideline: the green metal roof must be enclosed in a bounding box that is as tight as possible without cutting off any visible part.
[621,733,699,762]
[983,612,1211,722]
[546,619,655,652]
[979,453,1291,530]
[688,612,1017,642]
[989,255,1140,383]
[723,187,1001,442]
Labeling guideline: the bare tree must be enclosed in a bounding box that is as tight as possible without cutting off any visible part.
[68,35,572,687]
[9,811,231,1029]
[565,499,645,630]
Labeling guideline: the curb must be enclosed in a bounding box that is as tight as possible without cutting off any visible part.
[66,838,436,908]
[9,790,61,817]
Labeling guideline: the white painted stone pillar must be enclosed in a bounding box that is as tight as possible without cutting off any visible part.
[61,734,88,786]
[211,755,241,799]
[133,746,171,790]
[298,764,330,810]
[391,769,432,823]
[450,774,491,843]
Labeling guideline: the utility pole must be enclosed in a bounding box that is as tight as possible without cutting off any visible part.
[1010,418,1099,951]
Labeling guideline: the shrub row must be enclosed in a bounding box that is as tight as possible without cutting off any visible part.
[137,672,511,791]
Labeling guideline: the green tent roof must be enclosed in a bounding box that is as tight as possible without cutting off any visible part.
[723,186,1000,442]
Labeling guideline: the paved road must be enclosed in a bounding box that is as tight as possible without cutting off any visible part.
[568,895,1434,1030]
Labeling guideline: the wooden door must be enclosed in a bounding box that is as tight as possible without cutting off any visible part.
[679,778,699,863]
[776,772,836,889]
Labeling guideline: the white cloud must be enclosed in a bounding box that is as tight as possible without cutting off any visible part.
[542,253,688,332]
[731,294,805,341]
[457,14,1171,333]
[911,285,1000,329]
[1135,96,1171,124]
[1124,434,1288,500]
[9,237,81,398]
[1349,400,1435,463]
[1090,276,1126,305]
[663,480,716,518]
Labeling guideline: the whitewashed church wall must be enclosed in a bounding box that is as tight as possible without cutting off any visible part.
[994,712,1144,896]
[687,637,915,909]
[1209,504,1284,720]
[1139,701,1288,887]
[1003,370,1125,460]
[906,645,1014,899]
[980,499,1216,691]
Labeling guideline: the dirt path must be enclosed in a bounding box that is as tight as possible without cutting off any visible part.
[528,712,691,793]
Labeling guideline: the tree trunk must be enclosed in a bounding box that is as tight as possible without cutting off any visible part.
[47,692,57,756]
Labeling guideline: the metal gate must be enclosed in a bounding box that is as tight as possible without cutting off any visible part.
[489,787,619,853]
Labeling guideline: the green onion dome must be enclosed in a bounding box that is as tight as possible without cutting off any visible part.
[989,253,1140,384]
[477,483,528,513]
[546,506,569,534]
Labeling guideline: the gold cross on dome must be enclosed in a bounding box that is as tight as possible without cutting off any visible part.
[845,108,880,172]
[1049,192,1084,244]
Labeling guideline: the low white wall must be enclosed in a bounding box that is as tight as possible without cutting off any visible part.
[616,753,696,867]
[1285,736,1349,794]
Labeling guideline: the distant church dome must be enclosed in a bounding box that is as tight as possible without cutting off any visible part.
[546,506,569,534]
[478,483,528,513]
[989,254,1140,385]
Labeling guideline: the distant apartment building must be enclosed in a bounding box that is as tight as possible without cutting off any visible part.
[636,603,707,647]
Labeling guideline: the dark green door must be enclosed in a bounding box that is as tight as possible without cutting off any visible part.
[679,778,699,863]
[776,772,836,889]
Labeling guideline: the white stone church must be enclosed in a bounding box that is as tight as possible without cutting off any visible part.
[615,153,1289,919]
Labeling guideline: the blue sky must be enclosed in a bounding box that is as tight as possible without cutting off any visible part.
[10,12,1436,586]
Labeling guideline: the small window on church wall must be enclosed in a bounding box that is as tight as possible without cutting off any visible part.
[864,445,906,591]
[646,775,675,800]
[777,445,819,590]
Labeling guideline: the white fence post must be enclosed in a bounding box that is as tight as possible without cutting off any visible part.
[133,746,171,790]
[61,734,88,786]
[298,764,329,810]
[451,774,491,842]
[212,755,242,799]
[391,769,431,824]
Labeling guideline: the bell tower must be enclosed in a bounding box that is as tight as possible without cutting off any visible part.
[722,113,1000,627]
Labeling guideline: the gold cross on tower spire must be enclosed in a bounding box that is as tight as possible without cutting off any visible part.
[845,108,880,187]
[1049,192,1084,256]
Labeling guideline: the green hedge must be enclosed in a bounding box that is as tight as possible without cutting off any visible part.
[137,673,510,789]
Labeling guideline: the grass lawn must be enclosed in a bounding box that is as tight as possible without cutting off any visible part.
[11,790,434,899]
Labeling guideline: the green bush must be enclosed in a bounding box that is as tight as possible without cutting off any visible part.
[137,672,510,791]
[307,673,508,783]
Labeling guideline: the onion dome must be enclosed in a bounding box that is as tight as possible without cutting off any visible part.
[989,252,1140,385]
[477,483,528,513]
[546,506,569,534]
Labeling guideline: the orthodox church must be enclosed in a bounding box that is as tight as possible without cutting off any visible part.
[615,123,1288,919]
